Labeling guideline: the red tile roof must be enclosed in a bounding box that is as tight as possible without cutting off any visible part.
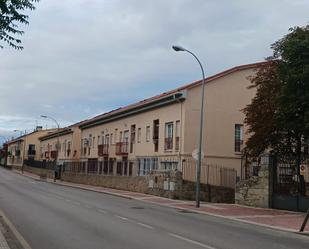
[79,61,268,128]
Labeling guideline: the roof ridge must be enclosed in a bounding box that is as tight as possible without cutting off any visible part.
[79,61,268,127]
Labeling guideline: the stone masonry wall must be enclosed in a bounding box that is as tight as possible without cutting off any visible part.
[235,165,270,208]
[23,165,54,179]
[62,170,234,203]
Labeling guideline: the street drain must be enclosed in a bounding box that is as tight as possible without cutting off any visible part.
[130,206,145,209]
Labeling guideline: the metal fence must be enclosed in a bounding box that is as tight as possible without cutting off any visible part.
[63,159,136,177]
[24,159,56,170]
[61,156,237,189]
[181,157,237,189]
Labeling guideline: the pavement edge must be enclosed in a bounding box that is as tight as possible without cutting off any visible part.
[13,169,309,237]
[0,209,32,249]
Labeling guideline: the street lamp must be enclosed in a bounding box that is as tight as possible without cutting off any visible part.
[172,45,206,208]
[41,115,60,181]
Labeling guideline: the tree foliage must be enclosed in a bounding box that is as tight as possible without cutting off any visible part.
[0,0,39,50]
[244,25,309,159]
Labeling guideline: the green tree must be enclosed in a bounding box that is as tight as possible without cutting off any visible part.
[244,25,309,159]
[0,0,39,50]
[243,60,282,158]
[273,25,309,160]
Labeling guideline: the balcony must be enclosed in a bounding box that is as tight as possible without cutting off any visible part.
[116,142,128,156]
[28,150,36,156]
[50,150,58,159]
[98,144,109,157]
[45,151,50,159]
[164,137,173,151]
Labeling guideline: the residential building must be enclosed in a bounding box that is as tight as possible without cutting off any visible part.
[39,124,82,164]
[6,127,56,168]
[77,62,266,178]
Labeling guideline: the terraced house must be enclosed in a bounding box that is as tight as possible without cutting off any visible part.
[39,124,82,164]
[6,127,56,169]
[76,62,266,180]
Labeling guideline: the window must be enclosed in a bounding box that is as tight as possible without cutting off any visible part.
[175,120,180,151]
[146,126,150,142]
[153,119,159,152]
[137,128,141,143]
[123,130,129,143]
[165,122,173,150]
[105,134,109,145]
[110,133,113,144]
[114,129,118,143]
[67,141,71,157]
[235,124,244,152]
[138,158,158,176]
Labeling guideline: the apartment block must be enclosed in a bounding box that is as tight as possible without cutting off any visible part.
[39,124,82,163]
[76,62,265,177]
[6,127,56,168]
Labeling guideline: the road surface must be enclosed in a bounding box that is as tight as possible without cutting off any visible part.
[0,167,308,249]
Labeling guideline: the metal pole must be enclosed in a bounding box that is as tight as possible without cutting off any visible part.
[299,208,309,232]
[173,46,206,208]
[22,131,27,174]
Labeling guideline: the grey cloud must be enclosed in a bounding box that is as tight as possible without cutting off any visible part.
[0,0,308,139]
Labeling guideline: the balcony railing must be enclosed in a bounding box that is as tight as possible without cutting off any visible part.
[98,144,109,156]
[28,150,36,156]
[164,137,173,151]
[116,142,128,156]
[50,150,58,159]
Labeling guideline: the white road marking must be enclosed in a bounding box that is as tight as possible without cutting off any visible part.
[136,222,153,229]
[98,209,107,214]
[115,215,129,221]
[84,204,92,209]
[168,233,217,249]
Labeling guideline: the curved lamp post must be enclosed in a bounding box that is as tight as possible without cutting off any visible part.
[41,115,60,181]
[172,45,206,208]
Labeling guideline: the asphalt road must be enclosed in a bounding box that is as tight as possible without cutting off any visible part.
[0,167,308,249]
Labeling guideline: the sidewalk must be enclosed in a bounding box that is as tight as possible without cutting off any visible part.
[15,169,309,234]
[0,224,10,249]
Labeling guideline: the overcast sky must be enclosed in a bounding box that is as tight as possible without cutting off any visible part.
[0,0,308,143]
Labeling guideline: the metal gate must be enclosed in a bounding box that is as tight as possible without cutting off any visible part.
[272,156,309,212]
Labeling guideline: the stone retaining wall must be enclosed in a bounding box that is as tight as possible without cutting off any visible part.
[235,165,271,207]
[23,165,54,179]
[62,170,234,203]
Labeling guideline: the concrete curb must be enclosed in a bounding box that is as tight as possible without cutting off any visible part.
[13,169,309,237]
[0,209,32,249]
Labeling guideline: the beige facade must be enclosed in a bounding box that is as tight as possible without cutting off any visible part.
[77,62,265,177]
[6,127,56,167]
[39,125,81,163]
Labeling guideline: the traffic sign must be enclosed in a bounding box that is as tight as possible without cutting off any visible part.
[192,149,205,161]
[300,164,306,176]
